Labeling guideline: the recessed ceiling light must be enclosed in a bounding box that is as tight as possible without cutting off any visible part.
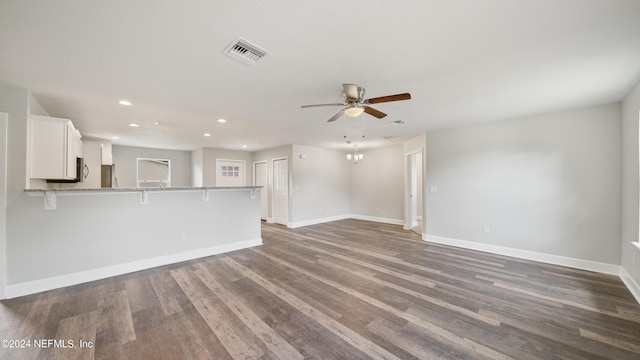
[204,133,211,137]
[111,136,119,140]
[242,145,248,148]
[119,100,132,106]
[128,123,140,127]
[217,118,227,123]
[154,121,160,126]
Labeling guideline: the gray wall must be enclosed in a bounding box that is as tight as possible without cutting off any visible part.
[202,148,253,187]
[425,103,622,264]
[112,145,192,187]
[291,144,351,224]
[621,80,640,290]
[350,145,404,222]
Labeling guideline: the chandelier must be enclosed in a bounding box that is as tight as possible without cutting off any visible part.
[347,145,364,164]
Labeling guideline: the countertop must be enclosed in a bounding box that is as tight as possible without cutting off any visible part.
[25,186,262,193]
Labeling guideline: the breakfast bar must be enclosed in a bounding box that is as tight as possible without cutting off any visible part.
[6,186,262,298]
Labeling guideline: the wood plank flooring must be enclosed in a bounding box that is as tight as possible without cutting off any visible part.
[1,219,639,359]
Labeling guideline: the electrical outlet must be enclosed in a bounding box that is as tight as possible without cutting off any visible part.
[180,232,186,241]
[483,226,490,234]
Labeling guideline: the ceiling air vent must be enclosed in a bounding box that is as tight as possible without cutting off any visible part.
[223,37,268,65]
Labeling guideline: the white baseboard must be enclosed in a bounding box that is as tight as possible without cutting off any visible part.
[620,267,640,304]
[288,214,351,228]
[286,214,404,228]
[5,238,262,299]
[350,214,405,226]
[424,234,620,275]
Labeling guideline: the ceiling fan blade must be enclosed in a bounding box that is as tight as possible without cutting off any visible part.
[301,103,345,108]
[364,106,387,119]
[327,109,345,122]
[366,93,411,104]
[343,83,359,100]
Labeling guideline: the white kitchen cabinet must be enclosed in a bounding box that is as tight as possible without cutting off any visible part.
[31,115,82,180]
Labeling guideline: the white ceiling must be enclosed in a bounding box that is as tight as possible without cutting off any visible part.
[1,0,639,152]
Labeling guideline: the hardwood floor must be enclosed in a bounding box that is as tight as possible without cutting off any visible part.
[1,219,639,359]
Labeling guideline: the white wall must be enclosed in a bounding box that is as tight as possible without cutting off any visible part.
[202,148,253,187]
[291,145,351,225]
[425,103,622,265]
[112,145,192,187]
[621,80,640,300]
[350,145,404,223]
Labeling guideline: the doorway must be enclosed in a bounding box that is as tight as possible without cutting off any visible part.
[406,150,424,235]
[272,157,289,226]
[253,161,268,220]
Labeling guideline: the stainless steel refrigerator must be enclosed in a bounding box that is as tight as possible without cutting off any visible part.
[101,164,118,188]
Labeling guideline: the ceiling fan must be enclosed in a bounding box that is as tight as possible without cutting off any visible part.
[301,83,411,122]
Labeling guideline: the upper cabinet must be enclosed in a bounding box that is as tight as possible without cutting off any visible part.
[30,115,82,180]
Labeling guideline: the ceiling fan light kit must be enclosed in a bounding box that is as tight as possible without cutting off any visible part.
[301,83,411,122]
[344,105,364,117]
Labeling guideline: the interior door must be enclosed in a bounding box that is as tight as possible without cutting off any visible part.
[272,158,288,226]
[216,159,245,187]
[254,161,268,220]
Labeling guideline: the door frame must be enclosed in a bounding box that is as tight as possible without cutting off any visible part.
[0,113,8,299]
[253,160,268,221]
[404,149,425,235]
[271,157,289,226]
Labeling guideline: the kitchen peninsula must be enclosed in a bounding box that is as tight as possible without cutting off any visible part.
[6,186,262,298]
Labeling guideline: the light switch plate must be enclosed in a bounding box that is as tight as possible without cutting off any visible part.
[429,186,438,193]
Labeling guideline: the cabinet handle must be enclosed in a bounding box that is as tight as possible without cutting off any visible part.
[83,163,89,179]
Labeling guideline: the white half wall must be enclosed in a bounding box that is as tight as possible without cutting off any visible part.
[5,188,261,298]
[425,103,622,265]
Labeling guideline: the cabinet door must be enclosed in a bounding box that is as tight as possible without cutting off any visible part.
[31,115,77,180]
[31,116,67,179]
[81,142,102,188]
[65,123,76,178]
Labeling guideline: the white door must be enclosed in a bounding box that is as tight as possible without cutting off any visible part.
[254,161,268,220]
[216,159,245,187]
[272,158,288,226]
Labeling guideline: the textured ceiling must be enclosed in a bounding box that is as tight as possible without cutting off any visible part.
[1,0,639,151]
